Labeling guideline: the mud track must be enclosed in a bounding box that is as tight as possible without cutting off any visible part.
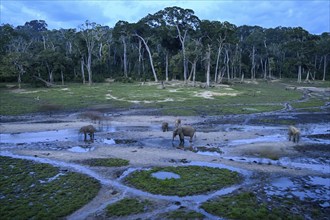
[1,106,329,219]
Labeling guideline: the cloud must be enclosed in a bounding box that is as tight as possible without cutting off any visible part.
[0,0,329,34]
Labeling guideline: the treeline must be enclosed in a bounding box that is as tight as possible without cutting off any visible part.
[0,6,329,88]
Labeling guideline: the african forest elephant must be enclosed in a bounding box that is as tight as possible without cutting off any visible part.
[288,125,300,143]
[173,126,196,144]
[79,125,97,141]
[162,122,169,132]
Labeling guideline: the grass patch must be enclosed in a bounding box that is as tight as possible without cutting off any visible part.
[75,158,129,167]
[0,156,100,220]
[201,192,303,220]
[125,166,242,197]
[291,98,326,109]
[1,79,325,116]
[161,209,205,219]
[106,198,151,217]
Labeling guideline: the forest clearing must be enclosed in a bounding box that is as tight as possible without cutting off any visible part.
[0,79,329,219]
[1,1,329,219]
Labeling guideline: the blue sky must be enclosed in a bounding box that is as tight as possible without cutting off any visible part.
[1,0,329,34]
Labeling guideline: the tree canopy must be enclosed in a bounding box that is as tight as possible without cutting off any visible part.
[0,7,329,87]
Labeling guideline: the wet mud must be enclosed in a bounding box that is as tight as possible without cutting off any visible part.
[1,110,329,219]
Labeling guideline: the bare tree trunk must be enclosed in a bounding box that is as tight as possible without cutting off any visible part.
[323,54,328,81]
[138,40,142,76]
[45,62,54,84]
[214,38,224,83]
[176,25,188,83]
[165,52,169,81]
[87,51,92,85]
[305,70,310,82]
[298,65,302,83]
[205,44,211,88]
[251,45,256,80]
[61,69,64,85]
[225,48,230,81]
[18,72,21,89]
[98,42,103,60]
[268,57,272,79]
[263,59,267,79]
[42,35,46,50]
[134,34,158,82]
[192,60,197,86]
[81,57,86,84]
[121,36,128,78]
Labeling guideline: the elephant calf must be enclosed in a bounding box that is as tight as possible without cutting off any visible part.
[162,122,169,132]
[79,125,97,141]
[288,125,300,143]
[173,126,196,144]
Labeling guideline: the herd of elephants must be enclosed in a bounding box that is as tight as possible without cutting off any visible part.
[78,115,301,144]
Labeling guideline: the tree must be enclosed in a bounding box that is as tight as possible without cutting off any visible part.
[152,7,200,82]
[317,33,330,81]
[79,20,104,85]
[133,34,158,82]
[6,34,32,88]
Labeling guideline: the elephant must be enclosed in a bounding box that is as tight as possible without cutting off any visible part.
[162,122,169,132]
[288,125,300,143]
[175,118,181,128]
[79,125,97,141]
[173,126,196,144]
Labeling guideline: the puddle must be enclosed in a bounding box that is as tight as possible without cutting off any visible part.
[0,129,79,144]
[228,134,285,146]
[152,171,181,180]
[68,146,95,153]
[222,156,330,174]
[264,176,330,207]
[103,138,116,145]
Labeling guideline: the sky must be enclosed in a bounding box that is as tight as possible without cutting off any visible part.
[1,0,329,34]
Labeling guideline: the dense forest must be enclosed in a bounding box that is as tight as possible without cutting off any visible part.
[0,6,329,88]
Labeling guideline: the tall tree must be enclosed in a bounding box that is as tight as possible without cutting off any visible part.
[79,20,104,85]
[152,7,200,82]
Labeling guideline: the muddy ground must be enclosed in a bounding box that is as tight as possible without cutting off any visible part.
[0,107,329,219]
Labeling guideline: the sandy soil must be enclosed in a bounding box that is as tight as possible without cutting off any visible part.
[0,113,313,175]
[1,109,329,219]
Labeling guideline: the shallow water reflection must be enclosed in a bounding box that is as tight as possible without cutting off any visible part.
[264,176,330,207]
[67,146,95,153]
[152,171,181,180]
[0,129,78,144]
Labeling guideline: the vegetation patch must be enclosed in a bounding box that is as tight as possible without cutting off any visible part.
[194,146,223,154]
[0,80,318,116]
[160,208,205,219]
[106,198,151,217]
[291,98,326,109]
[125,166,242,196]
[0,156,100,220]
[75,158,129,167]
[201,192,304,220]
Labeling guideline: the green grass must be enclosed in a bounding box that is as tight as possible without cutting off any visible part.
[201,192,303,220]
[161,209,205,219]
[106,198,151,217]
[125,166,242,197]
[0,156,100,220]
[291,98,326,109]
[0,79,327,116]
[75,158,129,167]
